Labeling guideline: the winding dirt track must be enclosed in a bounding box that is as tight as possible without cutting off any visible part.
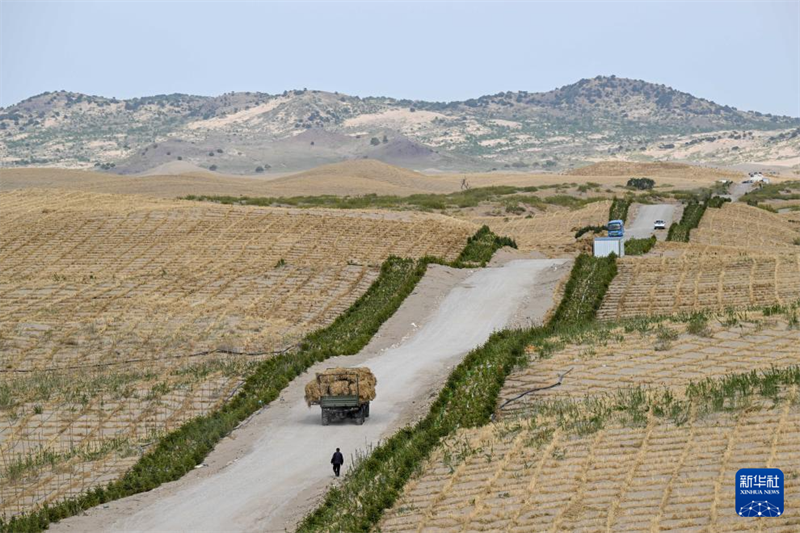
[50,258,569,533]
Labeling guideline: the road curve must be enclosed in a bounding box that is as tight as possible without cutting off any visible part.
[50,258,569,533]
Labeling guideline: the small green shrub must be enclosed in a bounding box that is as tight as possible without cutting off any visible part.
[625,236,656,256]
[626,177,655,190]
[574,225,606,239]
[686,312,711,337]
[450,226,516,267]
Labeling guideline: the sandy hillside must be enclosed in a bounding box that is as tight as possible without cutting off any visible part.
[258,159,458,196]
[1,159,743,200]
[567,160,742,180]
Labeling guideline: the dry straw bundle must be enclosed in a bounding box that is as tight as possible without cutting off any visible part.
[305,367,377,406]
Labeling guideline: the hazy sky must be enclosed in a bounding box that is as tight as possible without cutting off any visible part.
[1,1,798,116]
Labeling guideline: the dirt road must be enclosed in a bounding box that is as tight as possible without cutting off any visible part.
[624,203,676,241]
[51,258,570,533]
[725,181,754,201]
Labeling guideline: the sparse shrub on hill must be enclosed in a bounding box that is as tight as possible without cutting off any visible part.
[626,177,655,190]
[686,312,711,337]
[574,225,606,239]
[209,165,218,171]
[255,166,264,173]
[370,137,381,146]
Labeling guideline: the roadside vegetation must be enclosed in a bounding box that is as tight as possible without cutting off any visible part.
[0,226,516,533]
[741,181,800,205]
[447,225,516,267]
[625,235,656,255]
[182,185,607,214]
[514,364,800,438]
[608,197,632,222]
[666,196,729,242]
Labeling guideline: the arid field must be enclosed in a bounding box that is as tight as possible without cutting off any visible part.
[1,160,799,529]
[0,160,753,199]
[0,187,475,515]
[381,310,800,532]
[467,200,611,257]
[598,203,800,320]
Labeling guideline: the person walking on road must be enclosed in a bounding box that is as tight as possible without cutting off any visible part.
[331,448,344,477]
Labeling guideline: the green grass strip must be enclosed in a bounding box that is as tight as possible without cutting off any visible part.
[182,189,607,213]
[609,197,632,222]
[548,254,617,327]
[1,226,516,533]
[625,235,657,256]
[666,196,729,242]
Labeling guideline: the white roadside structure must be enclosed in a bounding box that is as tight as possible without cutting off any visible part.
[594,237,625,257]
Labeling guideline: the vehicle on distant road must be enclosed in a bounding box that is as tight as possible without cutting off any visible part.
[607,219,624,238]
[654,220,666,230]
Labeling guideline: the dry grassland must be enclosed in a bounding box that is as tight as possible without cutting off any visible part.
[598,249,800,320]
[567,161,741,180]
[502,313,800,413]
[1,160,731,200]
[467,201,610,257]
[692,203,800,250]
[0,189,475,516]
[382,313,800,533]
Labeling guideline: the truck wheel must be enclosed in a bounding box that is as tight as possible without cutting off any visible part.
[364,403,370,418]
[355,406,365,425]
[321,410,330,426]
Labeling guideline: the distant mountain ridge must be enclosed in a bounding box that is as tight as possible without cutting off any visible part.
[2,75,798,173]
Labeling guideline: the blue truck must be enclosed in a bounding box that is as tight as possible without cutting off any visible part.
[607,219,624,238]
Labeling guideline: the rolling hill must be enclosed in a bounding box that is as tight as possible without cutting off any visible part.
[1,76,798,174]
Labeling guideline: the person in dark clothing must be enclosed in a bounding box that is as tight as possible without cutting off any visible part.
[331,448,344,477]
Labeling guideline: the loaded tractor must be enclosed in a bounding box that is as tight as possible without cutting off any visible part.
[305,367,376,425]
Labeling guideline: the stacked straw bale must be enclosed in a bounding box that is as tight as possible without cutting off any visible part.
[305,367,377,406]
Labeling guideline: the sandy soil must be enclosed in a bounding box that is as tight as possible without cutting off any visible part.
[624,203,676,241]
[1,160,736,200]
[48,257,570,533]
